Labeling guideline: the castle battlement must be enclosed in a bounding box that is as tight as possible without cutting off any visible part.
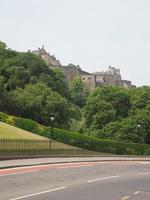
[32,46,61,67]
[32,46,135,89]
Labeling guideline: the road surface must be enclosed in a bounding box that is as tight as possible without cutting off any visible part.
[0,161,150,200]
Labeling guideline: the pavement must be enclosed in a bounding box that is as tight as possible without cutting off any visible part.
[1,156,150,168]
[1,159,150,199]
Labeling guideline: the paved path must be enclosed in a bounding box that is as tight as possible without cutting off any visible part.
[1,160,150,199]
[1,156,150,168]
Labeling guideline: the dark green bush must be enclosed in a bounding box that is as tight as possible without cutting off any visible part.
[40,127,149,155]
[126,148,137,155]
[144,148,150,155]
[0,112,8,122]
[15,117,38,132]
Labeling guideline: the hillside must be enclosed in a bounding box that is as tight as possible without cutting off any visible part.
[0,122,48,140]
[0,121,86,152]
[0,112,150,155]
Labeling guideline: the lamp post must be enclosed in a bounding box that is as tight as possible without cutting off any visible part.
[50,116,55,139]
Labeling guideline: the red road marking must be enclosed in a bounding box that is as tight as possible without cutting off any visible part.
[0,162,101,176]
[0,161,149,176]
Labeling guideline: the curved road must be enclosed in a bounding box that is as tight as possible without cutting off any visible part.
[1,161,150,200]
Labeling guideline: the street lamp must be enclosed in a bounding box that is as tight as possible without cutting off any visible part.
[50,116,55,139]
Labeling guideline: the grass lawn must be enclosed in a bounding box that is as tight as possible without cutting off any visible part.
[0,122,48,140]
[0,122,83,151]
[0,122,108,156]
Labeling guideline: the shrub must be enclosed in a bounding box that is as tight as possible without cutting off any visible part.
[114,146,127,155]
[6,116,15,125]
[126,148,137,155]
[15,117,38,132]
[1,111,150,155]
[43,127,149,155]
[0,112,8,122]
[144,148,150,155]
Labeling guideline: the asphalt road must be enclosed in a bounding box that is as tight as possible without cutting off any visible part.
[0,161,150,200]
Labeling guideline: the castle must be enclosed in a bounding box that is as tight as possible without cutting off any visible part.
[32,46,135,89]
[32,45,61,67]
[81,66,135,89]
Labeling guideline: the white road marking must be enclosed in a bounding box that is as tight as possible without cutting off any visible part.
[139,172,150,175]
[140,161,150,165]
[87,175,120,183]
[133,191,141,195]
[0,170,39,177]
[8,186,66,200]
[121,196,130,200]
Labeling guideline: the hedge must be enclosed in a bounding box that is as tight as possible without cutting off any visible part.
[50,128,150,155]
[1,112,150,155]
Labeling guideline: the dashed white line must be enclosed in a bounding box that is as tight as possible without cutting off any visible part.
[139,172,150,175]
[140,161,150,165]
[87,175,120,183]
[0,170,39,177]
[8,186,66,200]
[121,196,130,200]
[133,191,141,195]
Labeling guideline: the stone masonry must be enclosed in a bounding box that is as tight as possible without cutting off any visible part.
[32,46,135,89]
[32,45,61,67]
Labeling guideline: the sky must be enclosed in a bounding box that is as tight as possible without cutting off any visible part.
[0,0,150,86]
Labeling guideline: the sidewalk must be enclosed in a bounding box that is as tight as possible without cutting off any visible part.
[1,156,150,169]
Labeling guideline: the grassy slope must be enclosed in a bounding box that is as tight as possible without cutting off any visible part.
[0,122,85,151]
[0,122,48,140]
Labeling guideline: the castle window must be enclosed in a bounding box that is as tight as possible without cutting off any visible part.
[88,77,91,80]
[83,78,85,80]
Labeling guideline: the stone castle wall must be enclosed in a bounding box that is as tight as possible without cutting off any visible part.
[81,75,96,89]
[32,46,61,67]
[81,66,134,89]
[60,66,90,85]
[32,46,135,89]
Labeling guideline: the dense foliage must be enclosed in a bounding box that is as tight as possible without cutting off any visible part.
[1,111,150,155]
[7,83,71,127]
[85,86,150,144]
[1,41,150,146]
[70,76,89,108]
[0,41,78,128]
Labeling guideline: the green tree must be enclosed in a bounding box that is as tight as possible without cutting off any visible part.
[0,76,7,110]
[130,86,150,111]
[90,86,130,118]
[84,98,116,129]
[68,63,80,69]
[130,108,150,143]
[95,117,145,143]
[83,86,130,130]
[51,68,69,97]
[1,50,70,97]
[7,83,71,128]
[0,41,6,60]
[0,41,17,64]
[0,52,51,90]
[70,76,89,107]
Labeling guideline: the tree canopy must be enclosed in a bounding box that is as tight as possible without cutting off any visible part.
[7,83,70,128]
[84,86,150,144]
[0,41,75,128]
[70,76,89,108]
[1,41,150,144]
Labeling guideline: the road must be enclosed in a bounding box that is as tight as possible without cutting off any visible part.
[0,161,150,200]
